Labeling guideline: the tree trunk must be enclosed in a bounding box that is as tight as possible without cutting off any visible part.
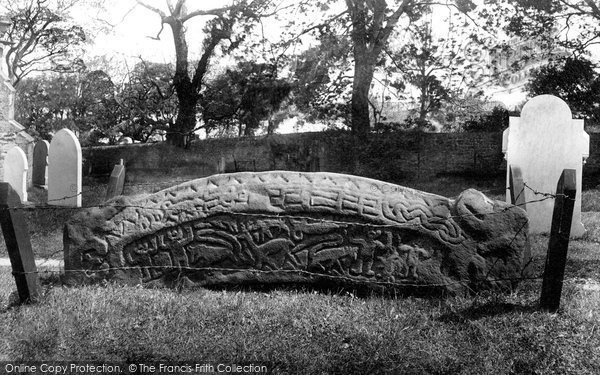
[169,86,198,148]
[351,57,374,137]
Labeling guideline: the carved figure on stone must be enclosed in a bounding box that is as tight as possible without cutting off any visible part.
[237,223,298,269]
[376,250,404,282]
[64,171,530,295]
[398,244,431,278]
[350,230,387,276]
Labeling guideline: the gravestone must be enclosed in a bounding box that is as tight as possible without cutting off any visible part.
[48,129,82,207]
[503,95,589,237]
[105,159,125,200]
[32,140,49,187]
[64,171,530,296]
[4,146,28,202]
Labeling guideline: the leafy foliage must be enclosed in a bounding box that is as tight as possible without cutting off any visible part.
[526,57,600,127]
[118,62,177,142]
[14,73,78,140]
[487,0,600,56]
[16,70,120,144]
[75,70,119,141]
[1,0,95,86]
[462,106,517,132]
[290,42,353,126]
[202,62,293,136]
[384,13,493,125]
[136,0,277,147]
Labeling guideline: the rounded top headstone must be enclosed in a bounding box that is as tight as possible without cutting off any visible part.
[50,128,81,155]
[34,140,49,152]
[6,146,27,170]
[520,95,573,131]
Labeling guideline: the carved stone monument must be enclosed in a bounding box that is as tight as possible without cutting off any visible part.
[4,146,28,201]
[32,140,49,187]
[48,128,82,207]
[503,95,589,237]
[64,171,530,295]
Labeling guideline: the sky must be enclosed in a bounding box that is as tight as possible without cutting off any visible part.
[86,0,284,68]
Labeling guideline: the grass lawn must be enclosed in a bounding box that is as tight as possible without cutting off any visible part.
[0,177,598,373]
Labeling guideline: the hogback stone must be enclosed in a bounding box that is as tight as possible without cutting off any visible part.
[64,171,529,295]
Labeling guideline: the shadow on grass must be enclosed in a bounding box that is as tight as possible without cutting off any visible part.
[436,301,539,324]
[160,270,457,299]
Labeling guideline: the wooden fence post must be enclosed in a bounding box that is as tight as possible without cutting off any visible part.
[105,159,125,200]
[540,169,576,312]
[509,165,526,209]
[0,183,39,304]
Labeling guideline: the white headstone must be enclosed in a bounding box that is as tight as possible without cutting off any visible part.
[48,129,82,207]
[4,146,28,202]
[503,95,589,237]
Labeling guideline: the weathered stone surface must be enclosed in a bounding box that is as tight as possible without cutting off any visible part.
[105,159,125,201]
[32,140,49,187]
[4,146,28,202]
[48,129,82,207]
[64,171,530,295]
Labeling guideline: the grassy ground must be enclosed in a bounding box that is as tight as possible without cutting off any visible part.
[0,177,598,372]
[0,249,598,373]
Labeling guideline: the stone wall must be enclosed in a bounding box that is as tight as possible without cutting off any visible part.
[81,131,600,188]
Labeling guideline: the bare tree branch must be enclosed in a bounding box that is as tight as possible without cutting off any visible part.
[136,0,167,18]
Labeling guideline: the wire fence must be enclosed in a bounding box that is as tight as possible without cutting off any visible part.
[0,177,576,295]
[0,163,579,304]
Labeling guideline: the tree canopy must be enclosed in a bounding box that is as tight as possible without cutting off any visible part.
[10,0,600,145]
[527,57,600,126]
[135,0,276,147]
[0,0,108,86]
[202,61,292,137]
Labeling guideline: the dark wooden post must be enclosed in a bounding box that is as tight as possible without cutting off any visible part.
[105,159,125,200]
[540,169,576,312]
[0,183,39,303]
[509,165,526,210]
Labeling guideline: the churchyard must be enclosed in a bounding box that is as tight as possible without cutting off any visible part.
[0,94,599,370]
[0,174,598,373]
[1,1,600,371]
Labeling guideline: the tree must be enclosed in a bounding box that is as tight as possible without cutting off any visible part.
[388,23,450,122]
[136,0,273,147]
[202,61,292,137]
[15,73,79,139]
[15,69,121,143]
[0,0,105,86]
[527,56,600,126]
[384,14,491,126]
[277,0,480,136]
[75,69,120,141]
[488,0,600,55]
[118,61,177,142]
[344,0,486,136]
[290,37,353,126]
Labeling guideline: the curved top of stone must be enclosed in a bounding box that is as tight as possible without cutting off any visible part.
[65,171,528,259]
[34,140,50,151]
[5,146,27,169]
[520,95,573,128]
[49,128,81,156]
